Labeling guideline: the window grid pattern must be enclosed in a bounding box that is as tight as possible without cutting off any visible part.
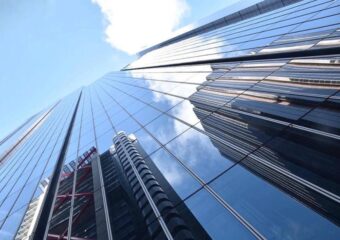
[63,54,339,239]
[0,0,339,238]
[127,0,340,68]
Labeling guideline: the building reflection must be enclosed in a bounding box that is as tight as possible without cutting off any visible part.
[189,57,340,225]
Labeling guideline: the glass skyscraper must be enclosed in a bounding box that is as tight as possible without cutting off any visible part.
[1,0,340,239]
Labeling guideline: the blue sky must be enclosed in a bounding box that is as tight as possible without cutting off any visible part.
[0,0,242,139]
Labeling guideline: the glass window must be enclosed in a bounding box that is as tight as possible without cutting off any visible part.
[210,165,340,239]
[97,128,115,153]
[166,128,237,182]
[122,98,146,115]
[182,188,256,240]
[134,128,161,156]
[145,114,190,144]
[252,126,340,197]
[149,94,183,112]
[115,117,141,134]
[148,148,201,201]
[95,119,113,137]
[110,109,129,126]
[133,105,162,125]
[167,100,200,126]
[0,207,26,240]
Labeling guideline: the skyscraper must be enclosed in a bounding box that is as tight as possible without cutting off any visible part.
[1,0,340,239]
[37,134,207,240]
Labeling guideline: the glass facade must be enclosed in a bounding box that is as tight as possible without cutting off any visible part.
[0,0,339,239]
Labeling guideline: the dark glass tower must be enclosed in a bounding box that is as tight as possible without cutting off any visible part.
[1,0,340,239]
[36,134,208,240]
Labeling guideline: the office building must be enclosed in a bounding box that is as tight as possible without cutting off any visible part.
[40,134,207,239]
[0,0,339,239]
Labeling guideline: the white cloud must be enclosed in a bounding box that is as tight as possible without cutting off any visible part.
[92,0,190,55]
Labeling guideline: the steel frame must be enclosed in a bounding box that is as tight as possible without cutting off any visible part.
[47,147,97,240]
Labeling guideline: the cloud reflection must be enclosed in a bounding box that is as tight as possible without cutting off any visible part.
[127,40,226,191]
